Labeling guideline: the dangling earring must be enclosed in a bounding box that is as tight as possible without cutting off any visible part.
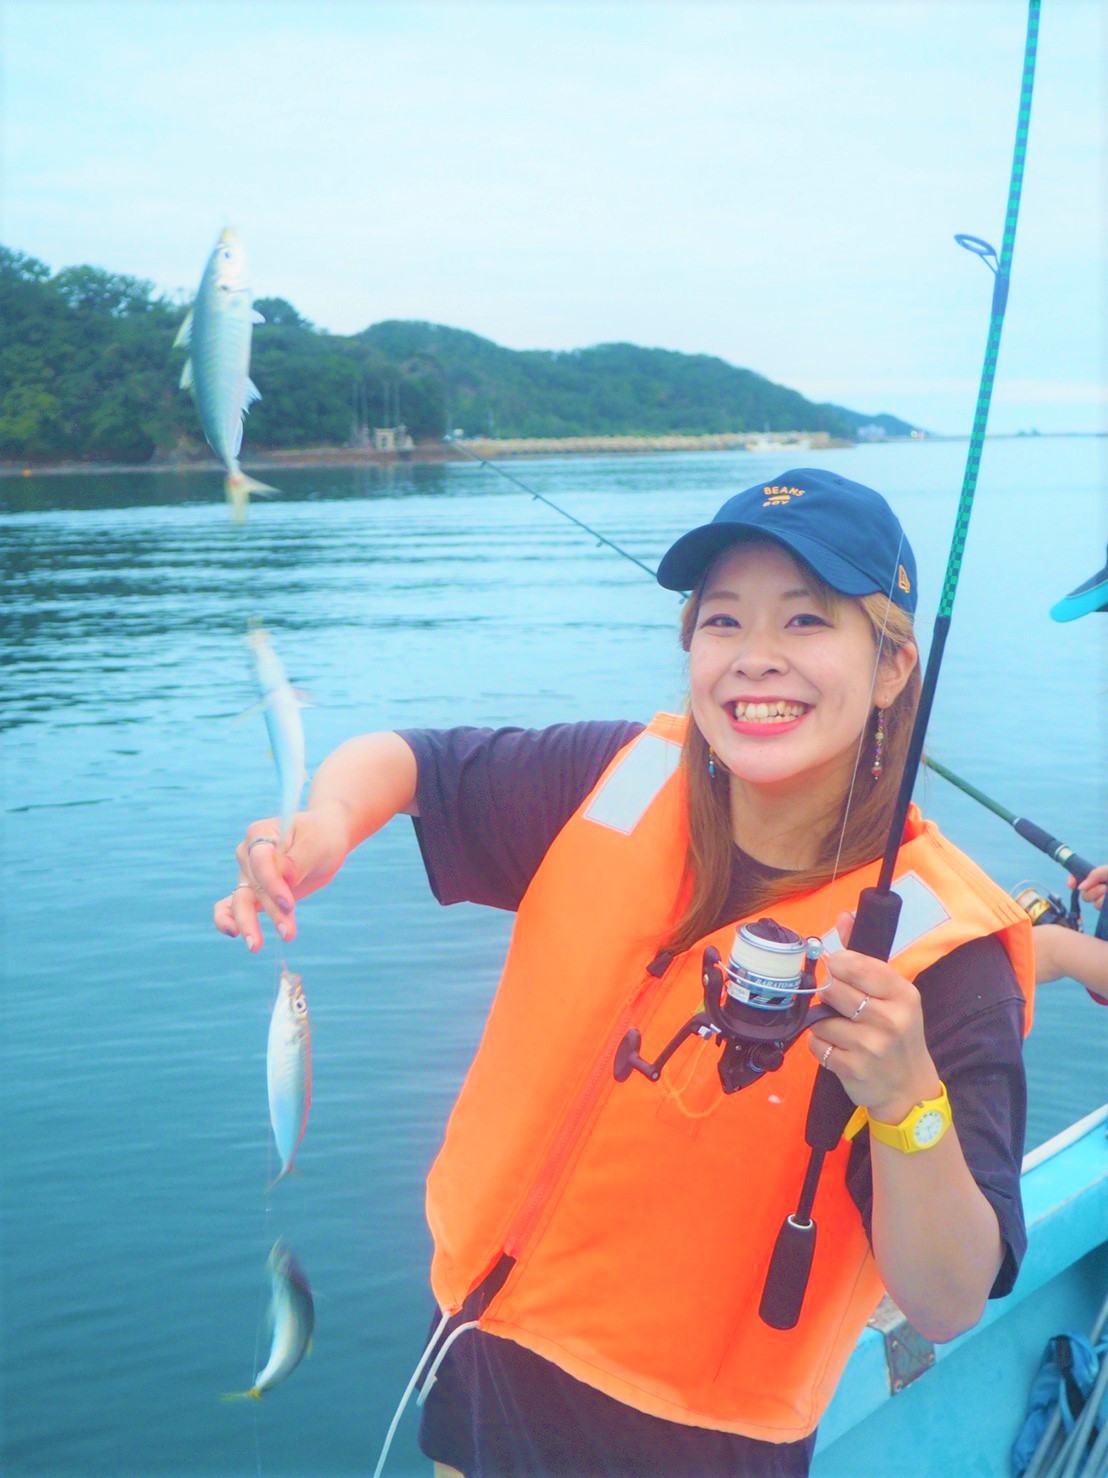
[871,709,885,780]
[708,747,718,780]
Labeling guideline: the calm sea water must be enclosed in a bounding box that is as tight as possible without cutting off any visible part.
[2,439,1106,1476]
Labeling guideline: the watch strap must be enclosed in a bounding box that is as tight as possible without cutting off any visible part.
[867,1082,952,1153]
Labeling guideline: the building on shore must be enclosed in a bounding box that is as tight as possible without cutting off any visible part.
[372,425,415,454]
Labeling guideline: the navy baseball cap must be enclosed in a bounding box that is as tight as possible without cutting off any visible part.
[1049,545,1108,622]
[656,467,917,615]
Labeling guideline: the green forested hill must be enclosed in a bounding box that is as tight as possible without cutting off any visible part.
[0,245,915,463]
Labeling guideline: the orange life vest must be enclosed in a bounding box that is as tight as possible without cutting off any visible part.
[424,714,1034,1442]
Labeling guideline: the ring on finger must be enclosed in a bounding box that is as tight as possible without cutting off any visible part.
[821,1043,833,1069]
[231,883,253,896]
[850,995,870,1022]
[248,836,280,854]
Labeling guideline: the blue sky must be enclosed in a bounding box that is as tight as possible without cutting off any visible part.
[2,0,1104,434]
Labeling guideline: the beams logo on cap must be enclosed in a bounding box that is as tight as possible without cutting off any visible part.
[656,468,917,615]
[762,484,805,506]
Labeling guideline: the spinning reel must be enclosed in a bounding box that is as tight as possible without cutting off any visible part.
[612,886,905,1330]
[1013,883,1082,932]
[614,919,826,1095]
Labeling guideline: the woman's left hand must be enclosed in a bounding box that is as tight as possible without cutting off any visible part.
[807,909,941,1124]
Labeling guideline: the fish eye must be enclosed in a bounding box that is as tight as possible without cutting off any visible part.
[293,996,307,1016]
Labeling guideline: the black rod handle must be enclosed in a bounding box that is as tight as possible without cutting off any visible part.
[759,1215,818,1330]
[846,886,903,962]
[1013,819,1096,882]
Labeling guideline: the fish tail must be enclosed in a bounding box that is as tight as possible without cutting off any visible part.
[219,1387,263,1402]
[225,469,279,522]
[263,1164,296,1195]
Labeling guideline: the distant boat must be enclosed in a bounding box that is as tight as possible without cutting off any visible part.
[746,435,810,454]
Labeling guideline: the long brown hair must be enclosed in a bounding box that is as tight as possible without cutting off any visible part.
[665,561,921,953]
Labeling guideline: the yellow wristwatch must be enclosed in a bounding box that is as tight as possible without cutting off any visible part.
[867,1083,952,1153]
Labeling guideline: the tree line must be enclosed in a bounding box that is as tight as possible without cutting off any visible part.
[0,244,912,465]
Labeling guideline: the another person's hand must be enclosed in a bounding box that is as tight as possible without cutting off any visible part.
[1071,863,1108,911]
[213,802,352,952]
[806,910,941,1123]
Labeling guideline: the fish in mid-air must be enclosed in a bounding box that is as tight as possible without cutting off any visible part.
[223,1240,315,1400]
[175,227,277,522]
[266,967,311,1189]
[246,626,307,837]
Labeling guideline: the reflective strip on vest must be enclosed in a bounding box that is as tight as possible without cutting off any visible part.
[584,739,954,964]
[822,870,952,960]
[583,730,681,834]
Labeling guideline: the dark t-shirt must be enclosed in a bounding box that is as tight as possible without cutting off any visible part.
[399,721,1029,1476]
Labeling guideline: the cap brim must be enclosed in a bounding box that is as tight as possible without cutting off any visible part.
[656,521,890,600]
[1049,564,1108,622]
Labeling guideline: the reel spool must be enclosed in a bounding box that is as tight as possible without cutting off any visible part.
[1012,883,1081,931]
[613,919,823,1096]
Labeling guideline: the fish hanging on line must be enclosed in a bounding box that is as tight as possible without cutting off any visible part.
[266,967,311,1191]
[246,626,307,838]
[222,1239,315,1400]
[174,227,277,522]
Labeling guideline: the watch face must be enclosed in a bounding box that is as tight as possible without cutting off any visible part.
[913,1110,945,1147]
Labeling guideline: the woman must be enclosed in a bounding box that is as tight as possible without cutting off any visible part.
[215,469,1034,1476]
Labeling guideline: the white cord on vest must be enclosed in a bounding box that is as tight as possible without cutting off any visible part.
[415,1319,479,1406]
[371,1309,453,1478]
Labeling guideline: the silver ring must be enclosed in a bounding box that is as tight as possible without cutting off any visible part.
[850,995,870,1022]
[248,836,280,854]
[231,883,252,894]
[821,1044,833,1069]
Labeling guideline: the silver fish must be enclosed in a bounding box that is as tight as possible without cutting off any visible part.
[224,1240,315,1400]
[246,626,307,837]
[266,968,311,1189]
[175,227,276,522]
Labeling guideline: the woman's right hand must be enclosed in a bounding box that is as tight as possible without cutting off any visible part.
[213,802,352,952]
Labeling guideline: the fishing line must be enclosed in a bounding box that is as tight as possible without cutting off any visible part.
[247,963,282,1478]
[452,440,660,579]
[821,530,906,924]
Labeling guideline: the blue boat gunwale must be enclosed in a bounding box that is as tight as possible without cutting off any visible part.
[814,1103,1108,1457]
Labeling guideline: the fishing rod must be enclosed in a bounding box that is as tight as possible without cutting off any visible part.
[923,755,1100,886]
[756,0,1043,1329]
[923,755,1108,941]
[443,0,1049,1331]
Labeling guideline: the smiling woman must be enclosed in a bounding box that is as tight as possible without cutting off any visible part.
[213,466,1034,1476]
[664,473,922,951]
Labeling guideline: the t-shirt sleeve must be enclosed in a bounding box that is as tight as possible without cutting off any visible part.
[846,933,1029,1300]
[397,720,646,911]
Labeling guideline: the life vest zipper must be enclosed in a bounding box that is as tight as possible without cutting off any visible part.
[502,955,675,1259]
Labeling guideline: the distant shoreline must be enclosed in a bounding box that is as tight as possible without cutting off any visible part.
[1,428,1101,478]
